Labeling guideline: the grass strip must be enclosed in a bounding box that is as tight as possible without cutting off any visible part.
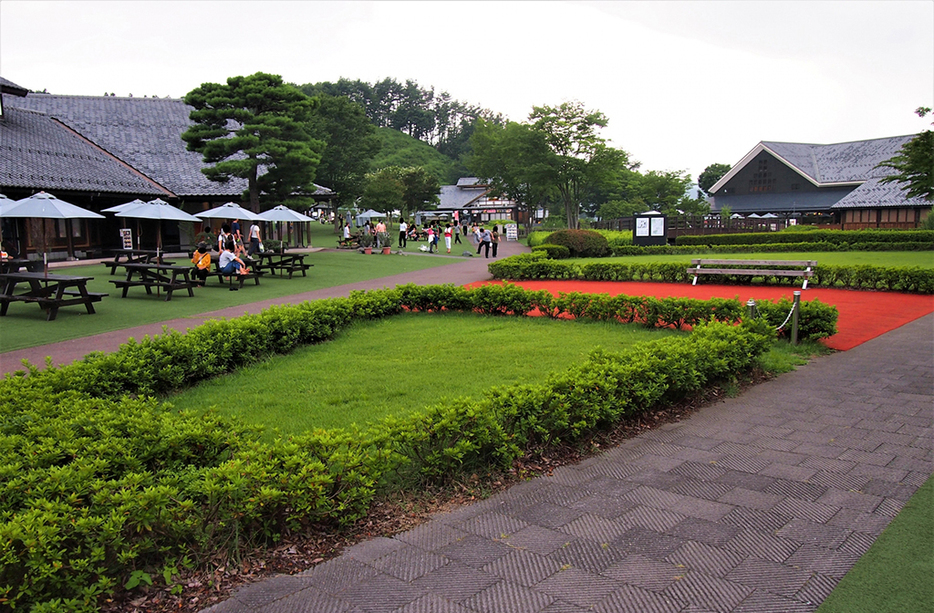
[816,474,934,613]
[566,251,934,268]
[0,250,454,352]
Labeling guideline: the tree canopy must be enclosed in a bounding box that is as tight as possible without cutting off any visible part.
[182,73,324,211]
[469,101,631,228]
[697,163,732,196]
[306,94,381,207]
[878,107,933,202]
[361,166,440,219]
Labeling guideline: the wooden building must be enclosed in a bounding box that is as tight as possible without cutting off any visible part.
[708,136,930,229]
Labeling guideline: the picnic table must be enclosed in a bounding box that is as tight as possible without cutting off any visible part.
[0,258,42,274]
[103,249,174,274]
[0,272,107,321]
[110,262,196,301]
[251,251,313,279]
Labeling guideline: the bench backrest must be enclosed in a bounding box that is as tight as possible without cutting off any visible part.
[690,259,817,267]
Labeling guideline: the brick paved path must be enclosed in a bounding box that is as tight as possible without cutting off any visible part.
[204,314,933,613]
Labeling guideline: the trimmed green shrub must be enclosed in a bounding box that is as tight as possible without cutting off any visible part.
[544,229,611,257]
[676,229,934,247]
[531,243,571,259]
[0,283,809,610]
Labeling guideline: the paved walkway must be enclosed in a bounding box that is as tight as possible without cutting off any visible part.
[203,313,933,613]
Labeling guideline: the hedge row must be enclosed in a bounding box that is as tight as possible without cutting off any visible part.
[489,252,934,293]
[0,284,801,611]
[613,240,934,256]
[676,229,934,247]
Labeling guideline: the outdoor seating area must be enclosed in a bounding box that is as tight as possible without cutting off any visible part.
[103,249,174,274]
[252,251,313,279]
[0,271,107,321]
[110,262,196,301]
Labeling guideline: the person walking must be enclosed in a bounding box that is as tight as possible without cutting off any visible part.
[247,220,263,257]
[453,222,462,245]
[398,218,408,248]
[491,225,501,258]
[426,225,436,253]
[444,223,453,253]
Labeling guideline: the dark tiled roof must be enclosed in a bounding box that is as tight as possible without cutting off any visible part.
[712,190,851,214]
[438,184,488,210]
[0,77,29,96]
[9,94,245,197]
[0,104,169,195]
[831,177,931,209]
[763,135,917,184]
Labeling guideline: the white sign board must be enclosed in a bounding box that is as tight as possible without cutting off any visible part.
[505,224,518,241]
[635,217,649,237]
[119,228,133,250]
[650,217,665,237]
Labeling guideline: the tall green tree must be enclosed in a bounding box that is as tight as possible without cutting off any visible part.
[182,72,324,211]
[307,94,381,207]
[878,107,934,201]
[529,102,629,228]
[697,163,732,197]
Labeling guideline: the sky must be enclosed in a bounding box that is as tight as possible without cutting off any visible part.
[1,0,932,186]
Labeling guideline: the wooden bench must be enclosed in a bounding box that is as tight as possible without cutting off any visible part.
[688,259,817,289]
[210,263,262,289]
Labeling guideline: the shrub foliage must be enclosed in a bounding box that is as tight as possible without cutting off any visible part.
[0,283,831,610]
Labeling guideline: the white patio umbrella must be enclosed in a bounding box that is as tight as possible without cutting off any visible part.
[357,209,386,221]
[195,202,263,221]
[259,205,315,248]
[258,205,314,223]
[746,213,762,218]
[761,213,778,218]
[116,198,200,255]
[0,191,105,274]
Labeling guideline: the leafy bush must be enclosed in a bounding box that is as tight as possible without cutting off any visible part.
[0,283,801,610]
[544,229,611,257]
[531,243,571,259]
[676,229,934,247]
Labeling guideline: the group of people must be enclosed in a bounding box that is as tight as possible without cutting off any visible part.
[190,217,262,290]
[338,217,504,258]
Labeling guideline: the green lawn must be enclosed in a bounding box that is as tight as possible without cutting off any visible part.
[816,474,933,613]
[0,250,455,353]
[568,251,934,268]
[167,311,679,438]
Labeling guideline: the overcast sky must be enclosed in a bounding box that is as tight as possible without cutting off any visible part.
[2,1,932,184]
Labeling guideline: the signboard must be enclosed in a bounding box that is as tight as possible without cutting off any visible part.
[635,217,649,237]
[632,214,667,246]
[119,228,133,250]
[505,224,518,241]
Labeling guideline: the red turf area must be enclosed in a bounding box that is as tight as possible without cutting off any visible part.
[466,280,934,351]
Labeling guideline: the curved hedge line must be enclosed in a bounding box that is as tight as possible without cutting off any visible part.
[489,252,934,294]
[676,229,934,247]
[1,284,818,610]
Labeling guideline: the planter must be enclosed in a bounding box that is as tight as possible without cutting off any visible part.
[364,247,373,255]
[381,247,392,255]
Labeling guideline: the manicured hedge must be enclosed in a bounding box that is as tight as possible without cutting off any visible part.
[489,252,934,293]
[543,229,610,257]
[531,243,571,259]
[612,240,934,256]
[676,229,934,247]
[0,284,806,611]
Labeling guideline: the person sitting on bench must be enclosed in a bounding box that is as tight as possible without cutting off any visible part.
[190,242,212,286]
[219,239,249,277]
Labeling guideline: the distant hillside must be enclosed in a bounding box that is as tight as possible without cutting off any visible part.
[371,127,463,184]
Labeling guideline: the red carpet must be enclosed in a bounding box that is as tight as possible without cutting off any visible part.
[466,280,934,351]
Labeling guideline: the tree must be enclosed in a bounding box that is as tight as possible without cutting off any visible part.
[468,119,554,226]
[877,107,934,201]
[361,166,440,219]
[529,102,629,229]
[182,72,324,211]
[306,94,381,207]
[697,163,732,197]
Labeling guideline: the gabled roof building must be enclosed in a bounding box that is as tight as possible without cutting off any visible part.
[709,136,930,229]
[437,178,522,223]
[0,77,334,255]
